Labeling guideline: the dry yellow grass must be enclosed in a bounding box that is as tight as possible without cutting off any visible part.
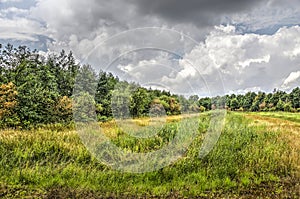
[244,113,300,176]
[98,113,201,138]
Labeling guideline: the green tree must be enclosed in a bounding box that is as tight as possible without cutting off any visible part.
[230,98,239,110]
[159,95,171,114]
[73,92,96,122]
[250,93,265,112]
[283,102,292,112]
[243,92,257,110]
[290,87,300,109]
[198,97,212,111]
[177,95,189,113]
[95,71,118,118]
[276,99,284,111]
[130,87,150,117]
[46,50,79,97]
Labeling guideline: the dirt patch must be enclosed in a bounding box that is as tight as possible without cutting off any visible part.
[1,183,299,199]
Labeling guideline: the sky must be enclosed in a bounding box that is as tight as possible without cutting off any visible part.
[1,0,300,97]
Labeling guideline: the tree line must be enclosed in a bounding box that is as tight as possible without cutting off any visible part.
[0,44,299,128]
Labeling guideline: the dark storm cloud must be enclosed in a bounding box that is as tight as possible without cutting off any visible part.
[132,0,265,25]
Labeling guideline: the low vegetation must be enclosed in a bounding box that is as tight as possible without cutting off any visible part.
[0,112,299,198]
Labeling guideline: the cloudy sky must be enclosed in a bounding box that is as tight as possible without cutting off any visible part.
[1,0,300,97]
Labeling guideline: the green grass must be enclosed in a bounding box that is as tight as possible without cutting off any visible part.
[0,112,299,198]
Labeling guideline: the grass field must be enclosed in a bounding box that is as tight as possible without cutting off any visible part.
[247,111,300,124]
[0,112,299,198]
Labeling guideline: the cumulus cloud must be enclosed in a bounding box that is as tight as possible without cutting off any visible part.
[26,0,273,55]
[0,1,50,48]
[159,25,300,95]
[1,0,300,96]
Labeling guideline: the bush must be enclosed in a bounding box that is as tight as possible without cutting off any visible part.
[199,105,206,112]
[97,115,110,122]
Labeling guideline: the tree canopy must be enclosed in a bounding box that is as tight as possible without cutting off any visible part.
[0,43,299,129]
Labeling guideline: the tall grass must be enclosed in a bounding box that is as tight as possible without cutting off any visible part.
[0,113,298,198]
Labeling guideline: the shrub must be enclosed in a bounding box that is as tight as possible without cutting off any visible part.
[199,105,206,112]
[97,115,109,122]
[290,108,297,113]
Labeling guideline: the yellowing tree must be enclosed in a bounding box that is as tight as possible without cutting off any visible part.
[0,82,19,127]
[55,96,73,123]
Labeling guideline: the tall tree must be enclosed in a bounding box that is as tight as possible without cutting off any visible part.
[243,92,257,110]
[130,87,150,117]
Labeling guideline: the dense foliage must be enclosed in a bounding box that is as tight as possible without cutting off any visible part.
[0,44,299,128]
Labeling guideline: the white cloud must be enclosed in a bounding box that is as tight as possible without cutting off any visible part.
[228,86,262,95]
[159,25,300,95]
[283,42,300,60]
[0,0,22,3]
[1,7,28,15]
[0,17,45,41]
[64,24,300,96]
[238,55,270,68]
[29,0,214,59]
[229,0,300,32]
[1,0,300,96]
[282,71,300,89]
[115,52,180,84]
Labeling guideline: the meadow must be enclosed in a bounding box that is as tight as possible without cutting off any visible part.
[0,112,299,198]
